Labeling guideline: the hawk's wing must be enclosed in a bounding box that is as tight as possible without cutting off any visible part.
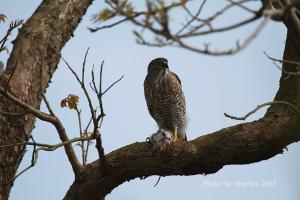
[171,72,181,85]
[144,74,155,119]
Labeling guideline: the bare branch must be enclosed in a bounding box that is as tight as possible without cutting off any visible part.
[176,0,207,36]
[62,57,97,125]
[0,141,48,149]
[42,94,55,116]
[264,51,300,65]
[102,75,124,95]
[83,117,93,164]
[227,0,257,14]
[74,107,86,165]
[89,17,131,32]
[0,20,23,53]
[61,57,83,86]
[62,54,123,169]
[179,13,261,38]
[37,135,93,152]
[90,0,271,55]
[82,48,90,84]
[264,51,300,75]
[224,101,299,120]
[0,135,93,151]
[93,61,108,167]
[0,85,83,175]
[0,86,55,122]
[172,16,269,55]
[273,61,300,76]
[12,136,38,182]
[99,61,105,115]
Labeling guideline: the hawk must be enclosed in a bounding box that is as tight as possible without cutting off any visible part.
[144,58,187,143]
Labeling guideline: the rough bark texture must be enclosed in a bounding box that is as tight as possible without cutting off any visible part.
[63,30,300,200]
[0,0,93,199]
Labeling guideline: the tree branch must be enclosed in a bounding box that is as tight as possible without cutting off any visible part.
[64,114,300,200]
[224,100,298,120]
[0,86,83,175]
[63,28,300,200]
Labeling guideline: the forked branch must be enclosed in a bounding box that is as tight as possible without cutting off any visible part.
[0,86,83,176]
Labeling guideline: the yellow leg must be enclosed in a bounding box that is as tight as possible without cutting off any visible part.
[173,129,178,143]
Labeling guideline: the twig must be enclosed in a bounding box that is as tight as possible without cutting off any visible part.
[61,57,82,86]
[227,0,257,14]
[102,75,124,95]
[99,61,105,116]
[264,51,300,75]
[176,0,207,36]
[0,85,56,122]
[186,0,253,31]
[62,55,112,168]
[62,50,124,169]
[75,107,86,165]
[0,20,23,53]
[154,176,162,187]
[0,85,83,175]
[264,51,300,65]
[84,117,93,164]
[91,1,289,56]
[62,57,97,126]
[274,61,300,76]
[0,141,49,149]
[224,101,299,120]
[82,48,90,84]
[0,135,93,151]
[92,61,108,167]
[13,136,38,181]
[179,13,261,38]
[89,17,131,32]
[173,16,269,55]
[42,94,55,116]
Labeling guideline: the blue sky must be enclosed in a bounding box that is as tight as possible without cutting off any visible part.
[1,0,299,199]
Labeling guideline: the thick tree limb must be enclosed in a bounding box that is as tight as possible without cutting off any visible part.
[63,28,300,199]
[64,116,299,200]
[0,0,94,199]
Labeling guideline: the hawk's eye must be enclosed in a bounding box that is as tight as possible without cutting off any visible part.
[155,63,160,67]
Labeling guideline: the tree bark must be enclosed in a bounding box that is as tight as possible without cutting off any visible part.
[0,0,94,199]
[63,30,300,200]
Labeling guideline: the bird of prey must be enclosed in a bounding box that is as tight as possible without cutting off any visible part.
[144,58,187,143]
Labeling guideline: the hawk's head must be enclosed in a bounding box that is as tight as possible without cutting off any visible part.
[147,57,169,74]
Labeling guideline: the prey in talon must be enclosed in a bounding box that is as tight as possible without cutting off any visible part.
[147,129,173,152]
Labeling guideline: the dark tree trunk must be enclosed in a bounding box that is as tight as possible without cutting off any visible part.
[0,0,94,199]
